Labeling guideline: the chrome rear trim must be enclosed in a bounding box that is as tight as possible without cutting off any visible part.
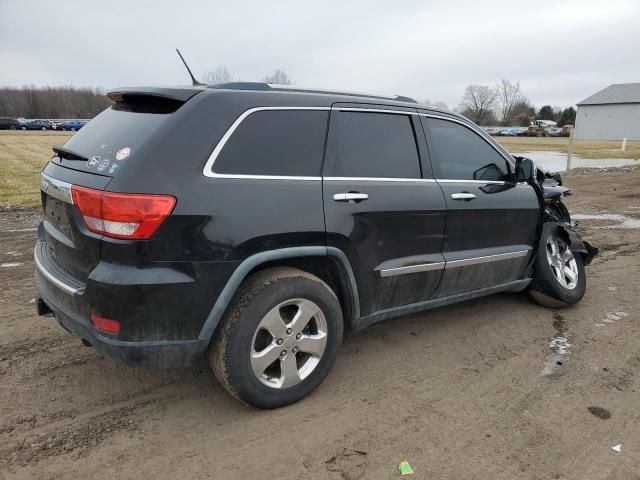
[34,243,85,295]
[41,172,74,204]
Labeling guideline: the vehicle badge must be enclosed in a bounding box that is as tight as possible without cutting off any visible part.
[97,158,110,172]
[87,156,100,167]
[116,147,131,161]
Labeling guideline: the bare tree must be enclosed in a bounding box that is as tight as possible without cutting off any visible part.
[495,79,521,125]
[202,66,233,85]
[261,70,292,85]
[434,101,449,111]
[460,85,498,125]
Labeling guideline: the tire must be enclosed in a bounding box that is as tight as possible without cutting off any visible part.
[70,127,76,132]
[9,125,16,130]
[209,267,344,408]
[41,126,46,131]
[21,126,26,130]
[529,223,586,307]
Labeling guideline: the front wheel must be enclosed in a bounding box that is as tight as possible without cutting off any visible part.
[209,267,344,408]
[529,223,586,307]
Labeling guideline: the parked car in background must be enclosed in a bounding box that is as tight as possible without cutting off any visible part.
[57,120,86,131]
[0,117,21,130]
[548,127,563,137]
[21,120,52,131]
[499,127,521,136]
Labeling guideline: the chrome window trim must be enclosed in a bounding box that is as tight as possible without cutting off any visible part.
[325,176,436,183]
[418,113,516,167]
[41,172,74,204]
[34,244,85,295]
[202,106,330,180]
[335,107,417,115]
[380,250,529,277]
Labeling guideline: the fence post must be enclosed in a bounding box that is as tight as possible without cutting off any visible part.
[622,138,627,151]
[566,126,575,171]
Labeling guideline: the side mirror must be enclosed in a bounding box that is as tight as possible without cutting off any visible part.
[514,157,535,183]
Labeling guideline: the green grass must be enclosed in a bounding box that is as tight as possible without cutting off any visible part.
[0,131,639,209]
[0,131,72,208]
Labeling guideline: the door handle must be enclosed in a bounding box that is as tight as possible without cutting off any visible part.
[333,193,369,203]
[451,192,476,201]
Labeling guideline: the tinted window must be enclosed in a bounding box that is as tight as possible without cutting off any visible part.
[62,106,172,176]
[214,110,328,176]
[331,112,421,178]
[426,118,510,181]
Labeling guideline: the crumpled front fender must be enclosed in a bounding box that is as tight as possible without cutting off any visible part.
[557,223,598,265]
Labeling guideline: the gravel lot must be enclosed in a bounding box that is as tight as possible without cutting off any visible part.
[1,167,639,479]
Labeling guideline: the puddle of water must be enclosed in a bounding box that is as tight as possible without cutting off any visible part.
[520,151,639,172]
[1,262,24,268]
[571,213,640,229]
[596,310,629,327]
[542,336,572,377]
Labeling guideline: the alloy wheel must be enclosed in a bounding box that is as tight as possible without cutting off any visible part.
[250,298,328,389]
[545,236,579,290]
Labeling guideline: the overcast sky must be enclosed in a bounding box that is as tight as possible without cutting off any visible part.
[1,0,639,108]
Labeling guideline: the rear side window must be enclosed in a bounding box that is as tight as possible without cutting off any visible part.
[425,118,510,181]
[213,110,328,177]
[329,111,421,178]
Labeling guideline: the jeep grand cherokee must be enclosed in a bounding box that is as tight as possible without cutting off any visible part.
[35,83,595,408]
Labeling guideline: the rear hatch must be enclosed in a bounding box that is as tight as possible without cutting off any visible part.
[39,89,197,284]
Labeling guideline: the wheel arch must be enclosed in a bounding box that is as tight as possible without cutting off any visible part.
[197,246,360,342]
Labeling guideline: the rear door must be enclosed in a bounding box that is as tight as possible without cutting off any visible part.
[420,114,540,297]
[322,105,447,316]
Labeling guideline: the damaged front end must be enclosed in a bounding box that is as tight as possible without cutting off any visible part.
[515,157,599,265]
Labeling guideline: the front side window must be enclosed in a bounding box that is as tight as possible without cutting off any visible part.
[329,111,421,178]
[214,110,328,176]
[425,118,510,181]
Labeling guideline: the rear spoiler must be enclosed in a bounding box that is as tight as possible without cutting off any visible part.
[107,86,204,103]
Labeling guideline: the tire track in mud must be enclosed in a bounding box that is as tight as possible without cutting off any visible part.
[0,398,157,468]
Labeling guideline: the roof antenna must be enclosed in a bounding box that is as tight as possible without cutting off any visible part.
[176,49,204,86]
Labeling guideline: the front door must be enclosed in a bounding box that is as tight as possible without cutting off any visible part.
[420,115,540,297]
[323,105,447,316]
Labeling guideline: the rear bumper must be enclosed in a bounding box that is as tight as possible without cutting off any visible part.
[34,243,209,368]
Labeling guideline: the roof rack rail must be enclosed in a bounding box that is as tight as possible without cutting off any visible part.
[208,82,418,103]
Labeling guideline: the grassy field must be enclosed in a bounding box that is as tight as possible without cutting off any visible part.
[0,131,72,208]
[498,136,640,159]
[0,131,639,209]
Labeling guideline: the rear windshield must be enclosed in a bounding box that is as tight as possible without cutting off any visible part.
[53,103,173,176]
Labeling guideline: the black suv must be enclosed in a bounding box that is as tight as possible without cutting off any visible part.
[35,84,595,408]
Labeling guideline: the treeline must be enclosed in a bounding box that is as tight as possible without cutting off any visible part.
[453,79,576,127]
[0,86,111,119]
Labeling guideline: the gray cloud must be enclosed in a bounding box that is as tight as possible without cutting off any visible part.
[1,0,639,107]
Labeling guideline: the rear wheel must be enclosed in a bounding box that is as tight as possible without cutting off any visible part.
[9,125,16,130]
[209,267,343,408]
[41,126,46,131]
[70,127,76,131]
[529,223,586,307]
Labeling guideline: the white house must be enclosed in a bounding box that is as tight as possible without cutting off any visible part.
[575,83,640,140]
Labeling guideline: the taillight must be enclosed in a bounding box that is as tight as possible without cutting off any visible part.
[71,186,176,240]
[91,314,121,334]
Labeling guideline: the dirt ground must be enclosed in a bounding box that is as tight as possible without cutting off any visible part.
[1,167,639,480]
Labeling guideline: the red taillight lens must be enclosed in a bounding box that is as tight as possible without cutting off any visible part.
[91,314,121,334]
[71,186,176,240]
